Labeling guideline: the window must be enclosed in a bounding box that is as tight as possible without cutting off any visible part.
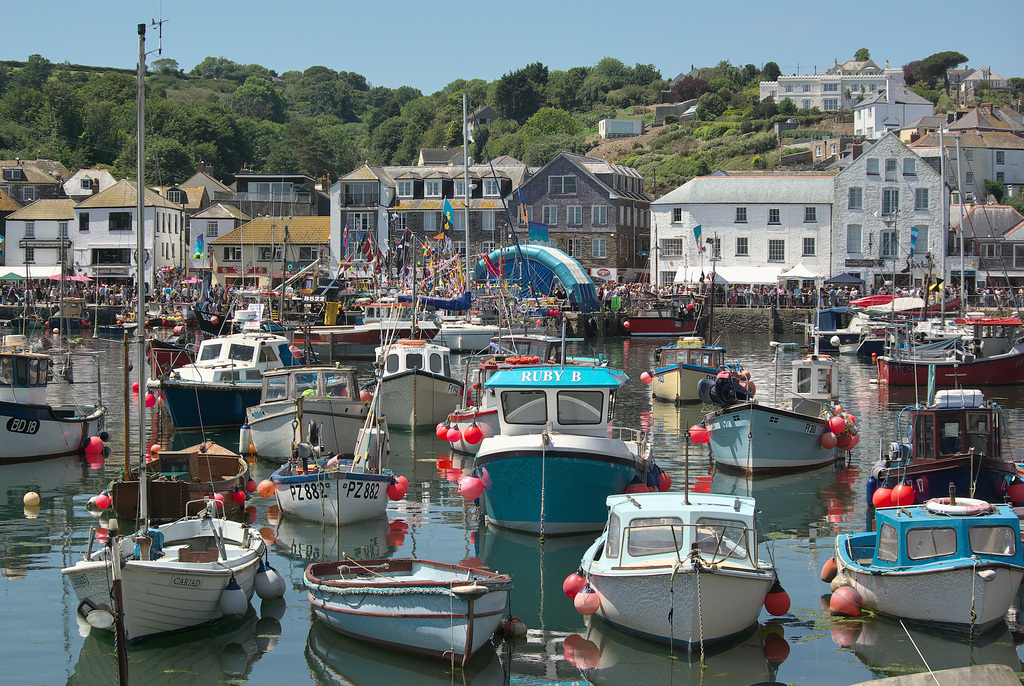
[548,176,577,194]
[768,208,780,225]
[914,227,928,253]
[206,220,219,238]
[915,188,929,210]
[397,179,413,197]
[997,172,1005,183]
[454,241,466,256]
[482,241,496,258]
[906,527,958,560]
[882,189,899,216]
[592,238,607,258]
[483,178,500,196]
[802,237,816,256]
[672,208,682,223]
[785,84,793,93]
[866,159,879,175]
[736,236,748,256]
[258,246,283,261]
[557,390,603,425]
[881,230,897,258]
[593,206,607,226]
[393,212,408,232]
[24,247,34,263]
[877,523,899,562]
[298,246,319,261]
[823,82,839,92]
[884,158,898,181]
[58,222,68,239]
[522,205,533,225]
[996,151,1005,165]
[454,179,467,197]
[223,246,242,261]
[964,149,973,161]
[80,178,93,190]
[903,159,916,175]
[79,212,89,232]
[663,239,684,256]
[830,143,837,155]
[803,84,811,93]
[969,526,1017,557]
[626,517,686,557]
[1015,245,1024,269]
[735,207,747,223]
[710,237,721,259]
[109,212,132,231]
[848,187,863,209]
[453,212,466,231]
[423,212,437,234]
[567,206,583,225]
[847,225,862,253]
[768,239,785,262]
[23,221,34,239]
[542,206,557,226]
[694,517,749,561]
[482,211,495,232]
[21,187,35,202]
[823,98,839,111]
[802,99,811,109]
[566,237,581,257]
[804,207,817,223]
[966,172,974,185]
[168,189,182,203]
[425,179,442,197]
[982,243,1001,259]
[816,145,822,157]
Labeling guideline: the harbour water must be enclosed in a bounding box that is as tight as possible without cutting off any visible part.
[4,330,1024,685]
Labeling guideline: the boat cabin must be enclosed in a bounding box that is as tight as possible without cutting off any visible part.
[378,340,453,379]
[261,366,359,403]
[655,337,725,370]
[0,335,53,404]
[175,332,298,383]
[952,317,1022,358]
[593,493,761,570]
[849,503,1023,570]
[907,389,1000,460]
[790,352,838,416]
[483,365,625,438]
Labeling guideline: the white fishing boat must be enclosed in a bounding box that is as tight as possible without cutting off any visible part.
[0,335,105,464]
[437,316,500,352]
[372,338,463,427]
[575,492,779,647]
[269,454,394,526]
[305,557,512,666]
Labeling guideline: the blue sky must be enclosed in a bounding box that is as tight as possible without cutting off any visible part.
[7,0,1021,95]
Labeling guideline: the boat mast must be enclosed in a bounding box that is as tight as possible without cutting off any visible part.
[939,129,947,324]
[136,22,149,525]
[463,93,470,295]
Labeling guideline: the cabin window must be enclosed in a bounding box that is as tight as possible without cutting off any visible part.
[229,344,256,363]
[386,354,399,373]
[627,517,685,557]
[605,513,621,559]
[258,346,278,364]
[966,412,990,454]
[444,355,451,378]
[406,353,423,370]
[0,357,12,385]
[796,367,811,394]
[245,369,262,381]
[906,527,957,560]
[914,414,934,459]
[969,526,1017,557]
[695,517,749,561]
[429,354,442,374]
[817,367,833,395]
[556,390,604,425]
[877,522,899,562]
[265,376,288,401]
[324,373,350,398]
[663,351,676,365]
[199,343,223,361]
[296,373,318,396]
[939,419,962,455]
[500,390,547,425]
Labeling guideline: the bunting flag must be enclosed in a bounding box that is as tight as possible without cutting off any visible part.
[342,224,349,260]
[443,198,454,234]
[693,225,704,253]
[909,225,919,257]
[193,233,204,260]
[528,221,549,246]
[483,252,501,277]
[929,278,944,291]
[518,188,528,224]
[361,231,374,260]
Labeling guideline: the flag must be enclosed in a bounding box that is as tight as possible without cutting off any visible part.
[483,252,501,277]
[528,221,549,245]
[361,231,374,260]
[909,226,919,257]
[342,224,349,260]
[193,233,204,260]
[693,225,703,253]
[930,278,944,291]
[518,188,528,224]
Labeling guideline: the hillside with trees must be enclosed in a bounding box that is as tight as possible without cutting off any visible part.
[0,50,1020,195]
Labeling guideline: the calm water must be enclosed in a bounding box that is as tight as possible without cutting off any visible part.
[4,331,1024,685]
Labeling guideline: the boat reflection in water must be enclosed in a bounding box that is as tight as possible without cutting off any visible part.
[564,616,787,686]
[711,462,856,537]
[306,619,505,686]
[70,606,276,685]
[266,514,393,581]
[476,524,594,631]
[834,613,1021,677]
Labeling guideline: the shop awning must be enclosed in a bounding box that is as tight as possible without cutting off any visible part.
[713,266,783,285]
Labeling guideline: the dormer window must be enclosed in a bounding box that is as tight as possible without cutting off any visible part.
[80,178,93,190]
[397,179,414,197]
[483,178,500,196]
[168,189,182,204]
[2,169,22,181]
[425,179,442,197]
[454,179,467,197]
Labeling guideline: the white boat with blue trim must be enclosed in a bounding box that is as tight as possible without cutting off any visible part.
[373,339,462,427]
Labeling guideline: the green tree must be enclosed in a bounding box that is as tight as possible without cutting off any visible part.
[151,58,180,76]
[43,80,84,146]
[777,97,797,115]
[762,62,781,81]
[14,54,53,90]
[443,120,463,148]
[984,178,1005,203]
[494,64,546,123]
[233,76,286,122]
[520,107,578,147]
[632,63,661,86]
[471,124,490,164]
[0,86,46,126]
[545,67,590,111]
[913,51,968,90]
[754,96,778,119]
[191,56,240,80]
[368,116,407,164]
[854,48,871,62]
[695,92,726,121]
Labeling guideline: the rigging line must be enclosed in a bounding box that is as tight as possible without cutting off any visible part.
[899,620,940,684]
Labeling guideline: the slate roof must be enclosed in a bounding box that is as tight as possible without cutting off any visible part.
[855,84,933,108]
[0,159,70,181]
[653,174,835,205]
[948,106,1024,134]
[7,198,76,220]
[192,203,250,221]
[340,163,530,189]
[953,205,1024,239]
[911,131,1024,151]
[0,189,22,212]
[209,216,329,246]
[419,148,462,165]
[76,179,183,210]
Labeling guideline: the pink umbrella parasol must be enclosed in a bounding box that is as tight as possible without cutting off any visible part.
[70,275,93,282]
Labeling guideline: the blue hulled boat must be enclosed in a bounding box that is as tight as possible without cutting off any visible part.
[472,365,662,535]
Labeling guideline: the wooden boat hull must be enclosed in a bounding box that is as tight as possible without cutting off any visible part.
[270,463,392,526]
[247,397,371,462]
[704,402,838,472]
[159,381,263,429]
[379,369,462,427]
[625,316,699,337]
[304,559,511,666]
[876,351,1024,386]
[0,400,104,464]
[651,363,718,404]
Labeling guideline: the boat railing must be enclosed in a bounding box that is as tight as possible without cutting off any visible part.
[612,520,756,569]
[608,425,649,445]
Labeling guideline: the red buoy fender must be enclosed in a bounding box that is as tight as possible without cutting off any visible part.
[820,557,837,583]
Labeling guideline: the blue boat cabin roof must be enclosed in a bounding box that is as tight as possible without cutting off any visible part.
[485,365,627,389]
[869,504,1023,569]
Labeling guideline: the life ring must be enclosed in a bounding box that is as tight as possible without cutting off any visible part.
[925,497,992,516]
[173,310,183,319]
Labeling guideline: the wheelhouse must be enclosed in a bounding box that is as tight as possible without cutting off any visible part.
[907,390,1000,460]
[261,366,359,403]
[381,341,452,379]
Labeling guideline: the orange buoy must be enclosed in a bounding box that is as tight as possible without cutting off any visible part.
[829,586,863,617]
[871,487,893,508]
[573,586,601,615]
[256,480,275,498]
[821,557,838,582]
[891,483,915,506]
[764,579,791,616]
[763,633,790,664]
[563,573,586,599]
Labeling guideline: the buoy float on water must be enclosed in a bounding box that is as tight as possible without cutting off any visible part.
[562,573,586,599]
[829,586,863,617]
[820,557,838,582]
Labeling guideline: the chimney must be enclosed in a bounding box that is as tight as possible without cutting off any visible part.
[886,78,890,103]
[91,177,99,195]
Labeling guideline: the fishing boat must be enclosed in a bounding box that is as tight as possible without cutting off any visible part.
[245,365,385,463]
[436,316,500,352]
[372,338,462,427]
[875,317,1024,386]
[150,330,301,429]
[700,339,841,472]
[292,299,440,362]
[574,492,780,647]
[108,441,252,523]
[812,307,873,353]
[146,333,198,379]
[304,557,512,666]
[650,336,734,404]
[471,364,663,535]
[827,498,1024,632]
[868,389,1017,505]
[623,297,702,337]
[0,335,105,464]
[60,27,279,644]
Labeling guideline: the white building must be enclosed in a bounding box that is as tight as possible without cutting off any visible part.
[188,203,250,275]
[910,131,1024,202]
[73,179,184,288]
[760,59,904,112]
[651,173,835,287]
[62,169,118,203]
[853,83,935,139]
[5,198,77,278]
[832,133,943,288]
